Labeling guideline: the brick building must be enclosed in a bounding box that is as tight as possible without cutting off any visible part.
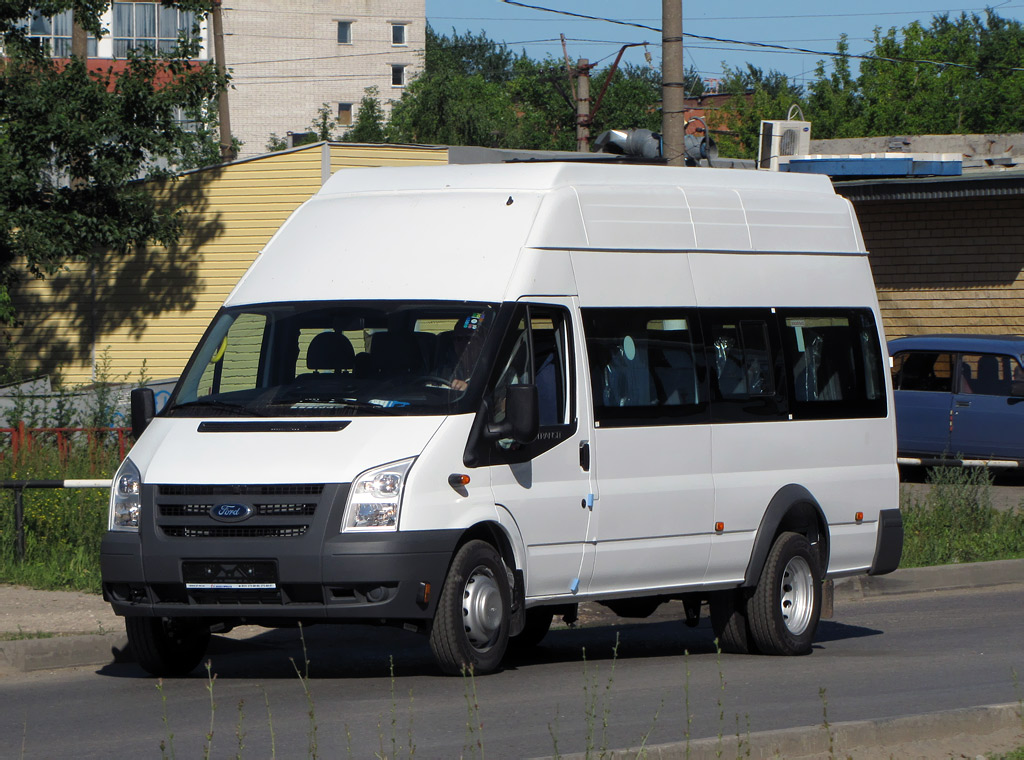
[837,173,1024,339]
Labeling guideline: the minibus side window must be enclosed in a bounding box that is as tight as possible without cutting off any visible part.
[780,308,887,420]
[582,308,708,427]
[702,310,785,423]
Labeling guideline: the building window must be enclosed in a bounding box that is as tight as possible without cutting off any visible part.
[23,9,97,57]
[112,2,196,57]
[391,23,407,45]
[337,20,352,44]
[337,103,353,126]
[391,64,406,87]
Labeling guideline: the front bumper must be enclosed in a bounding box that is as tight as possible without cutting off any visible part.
[101,481,461,622]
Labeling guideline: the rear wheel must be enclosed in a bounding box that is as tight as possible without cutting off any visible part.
[429,540,511,675]
[748,532,821,655]
[126,616,211,676]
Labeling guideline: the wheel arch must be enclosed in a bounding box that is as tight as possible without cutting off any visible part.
[742,484,830,587]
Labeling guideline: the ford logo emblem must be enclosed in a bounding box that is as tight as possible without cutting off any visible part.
[210,503,254,522]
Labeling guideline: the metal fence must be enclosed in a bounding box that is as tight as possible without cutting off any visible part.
[1,422,132,463]
[0,479,112,560]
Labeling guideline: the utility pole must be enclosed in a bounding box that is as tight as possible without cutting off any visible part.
[576,59,590,153]
[211,0,236,163]
[661,0,686,166]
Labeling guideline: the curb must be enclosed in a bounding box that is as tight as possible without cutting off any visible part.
[547,703,1024,759]
[834,557,1024,600]
[0,632,130,674]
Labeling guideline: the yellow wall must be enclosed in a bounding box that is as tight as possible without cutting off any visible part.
[4,143,450,386]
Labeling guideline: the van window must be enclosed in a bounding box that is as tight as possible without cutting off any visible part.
[582,308,707,427]
[702,310,785,422]
[168,301,498,417]
[489,306,571,429]
[891,351,954,392]
[780,309,887,419]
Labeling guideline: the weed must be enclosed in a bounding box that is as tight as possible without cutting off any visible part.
[156,678,176,760]
[819,687,834,760]
[0,628,55,641]
[202,660,217,760]
[461,664,485,759]
[260,686,276,760]
[235,697,246,760]
[289,623,318,759]
[901,466,1024,567]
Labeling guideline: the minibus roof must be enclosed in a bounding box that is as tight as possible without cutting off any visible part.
[226,162,866,307]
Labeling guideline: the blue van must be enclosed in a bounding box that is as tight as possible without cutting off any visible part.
[888,335,1024,464]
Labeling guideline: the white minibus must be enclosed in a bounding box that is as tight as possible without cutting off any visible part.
[102,162,903,676]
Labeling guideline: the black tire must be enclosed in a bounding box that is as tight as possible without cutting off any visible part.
[709,589,757,654]
[748,531,821,656]
[126,616,211,677]
[429,540,511,675]
[508,608,554,653]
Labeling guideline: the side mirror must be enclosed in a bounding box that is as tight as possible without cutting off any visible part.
[130,388,155,439]
[486,384,539,444]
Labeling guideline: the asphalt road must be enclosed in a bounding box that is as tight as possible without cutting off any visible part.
[1,584,1022,759]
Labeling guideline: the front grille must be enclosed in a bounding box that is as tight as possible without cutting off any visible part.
[163,525,309,538]
[153,482,344,541]
[160,503,317,517]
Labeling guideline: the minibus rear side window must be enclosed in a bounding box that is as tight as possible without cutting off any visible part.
[781,309,887,420]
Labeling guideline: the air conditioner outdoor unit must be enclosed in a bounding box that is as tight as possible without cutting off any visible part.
[758,120,811,170]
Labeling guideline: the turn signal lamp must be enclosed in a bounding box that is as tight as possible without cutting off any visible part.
[855,512,864,523]
[715,521,725,533]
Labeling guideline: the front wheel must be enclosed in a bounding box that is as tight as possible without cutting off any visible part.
[747,532,821,656]
[126,616,211,676]
[429,540,511,675]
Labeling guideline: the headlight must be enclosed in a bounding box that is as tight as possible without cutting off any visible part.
[109,457,142,532]
[342,458,415,532]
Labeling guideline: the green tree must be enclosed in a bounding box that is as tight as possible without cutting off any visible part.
[341,87,387,143]
[709,64,805,158]
[0,0,227,325]
[806,10,1024,138]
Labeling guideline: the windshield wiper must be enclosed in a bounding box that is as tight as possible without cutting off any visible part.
[166,399,266,417]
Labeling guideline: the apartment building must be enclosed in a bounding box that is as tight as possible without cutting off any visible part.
[24,1,425,158]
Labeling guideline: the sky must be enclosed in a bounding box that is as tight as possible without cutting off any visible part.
[425,0,1024,90]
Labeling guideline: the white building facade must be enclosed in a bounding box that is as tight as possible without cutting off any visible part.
[222,0,425,156]
[26,1,425,158]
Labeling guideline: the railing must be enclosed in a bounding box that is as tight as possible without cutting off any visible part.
[1,424,129,560]
[0,422,132,463]
[0,479,112,561]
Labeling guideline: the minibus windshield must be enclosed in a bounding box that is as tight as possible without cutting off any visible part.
[164,301,499,418]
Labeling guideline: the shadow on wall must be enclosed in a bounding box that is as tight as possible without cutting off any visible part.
[4,166,226,379]
[857,197,1024,289]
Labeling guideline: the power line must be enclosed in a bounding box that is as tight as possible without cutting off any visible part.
[500,0,1024,73]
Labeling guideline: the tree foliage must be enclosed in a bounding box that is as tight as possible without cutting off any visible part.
[0,0,226,324]
[711,10,1024,156]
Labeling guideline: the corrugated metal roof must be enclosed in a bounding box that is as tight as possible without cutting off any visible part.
[834,169,1024,202]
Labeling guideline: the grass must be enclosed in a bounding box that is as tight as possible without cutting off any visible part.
[900,465,1024,567]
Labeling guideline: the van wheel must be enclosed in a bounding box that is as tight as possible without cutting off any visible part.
[709,589,757,654]
[748,532,821,656]
[126,616,211,676]
[429,540,511,675]
[508,608,554,653]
